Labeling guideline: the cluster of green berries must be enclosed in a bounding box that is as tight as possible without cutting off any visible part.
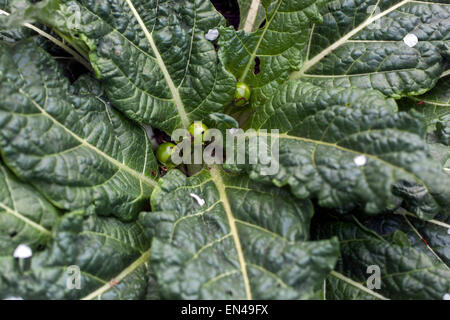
[156,82,251,166]
[156,122,209,166]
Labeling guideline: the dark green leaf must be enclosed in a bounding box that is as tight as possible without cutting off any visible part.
[365,211,450,266]
[0,163,59,255]
[236,81,450,218]
[0,211,152,300]
[219,0,328,107]
[140,167,339,299]
[290,0,449,98]
[399,75,450,145]
[0,40,159,220]
[34,0,236,132]
[317,219,450,300]
[325,275,378,300]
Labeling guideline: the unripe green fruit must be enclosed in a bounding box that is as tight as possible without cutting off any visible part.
[234,82,251,106]
[156,142,176,165]
[188,122,209,145]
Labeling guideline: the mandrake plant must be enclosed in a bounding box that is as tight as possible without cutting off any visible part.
[0,0,449,300]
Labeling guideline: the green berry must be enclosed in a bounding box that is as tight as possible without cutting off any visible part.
[188,122,209,145]
[156,142,177,165]
[234,82,251,106]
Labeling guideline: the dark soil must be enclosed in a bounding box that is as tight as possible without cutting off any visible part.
[211,0,240,29]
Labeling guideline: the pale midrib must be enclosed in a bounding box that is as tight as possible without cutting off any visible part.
[243,0,262,33]
[240,0,283,82]
[330,271,389,300]
[124,0,190,129]
[398,209,450,229]
[427,218,450,229]
[210,166,253,300]
[441,69,450,78]
[82,249,151,300]
[292,0,411,77]
[15,86,157,188]
[409,96,449,107]
[305,24,315,61]
[0,202,52,236]
[402,214,450,270]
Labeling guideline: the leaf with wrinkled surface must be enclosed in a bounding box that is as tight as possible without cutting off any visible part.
[1,0,33,42]
[290,0,449,98]
[398,75,450,168]
[428,137,450,166]
[365,212,450,266]
[140,167,339,299]
[0,40,159,220]
[219,0,327,107]
[0,0,448,301]
[0,0,60,54]
[400,75,450,145]
[32,0,236,132]
[316,219,450,300]
[234,81,450,218]
[325,275,379,300]
[0,163,59,255]
[0,211,152,300]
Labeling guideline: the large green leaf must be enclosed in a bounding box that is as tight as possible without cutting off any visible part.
[234,81,450,218]
[0,162,59,255]
[316,219,450,300]
[290,0,449,98]
[32,0,236,132]
[218,0,327,107]
[400,75,450,145]
[1,1,53,49]
[424,126,449,169]
[0,40,159,220]
[1,0,93,72]
[139,167,339,299]
[398,74,450,168]
[1,0,33,42]
[365,211,450,266]
[0,211,151,300]
[431,145,450,169]
[425,131,450,167]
